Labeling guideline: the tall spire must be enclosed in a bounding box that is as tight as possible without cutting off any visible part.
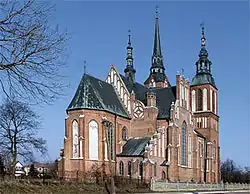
[153,6,162,57]
[124,30,136,83]
[147,6,169,85]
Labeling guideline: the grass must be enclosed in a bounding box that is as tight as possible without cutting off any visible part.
[0,179,151,194]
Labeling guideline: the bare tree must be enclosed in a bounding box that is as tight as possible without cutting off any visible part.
[0,99,47,169]
[0,0,68,103]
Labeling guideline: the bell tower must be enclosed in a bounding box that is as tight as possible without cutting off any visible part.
[190,24,219,183]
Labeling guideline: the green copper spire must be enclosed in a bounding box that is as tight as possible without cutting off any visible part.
[192,24,216,87]
[153,6,162,57]
[124,30,136,84]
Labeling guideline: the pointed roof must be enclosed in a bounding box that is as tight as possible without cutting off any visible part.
[153,8,162,57]
[67,74,129,118]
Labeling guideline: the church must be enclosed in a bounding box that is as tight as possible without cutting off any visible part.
[58,9,220,183]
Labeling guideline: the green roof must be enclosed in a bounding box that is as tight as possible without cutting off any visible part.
[67,74,129,118]
[116,137,151,157]
[192,73,216,88]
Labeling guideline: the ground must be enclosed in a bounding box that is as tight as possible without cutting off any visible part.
[0,179,150,193]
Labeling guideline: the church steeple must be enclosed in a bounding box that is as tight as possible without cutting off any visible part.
[151,6,165,74]
[196,24,212,75]
[144,7,170,88]
[192,24,216,87]
[124,30,136,84]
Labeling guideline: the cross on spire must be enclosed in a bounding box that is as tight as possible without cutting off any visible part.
[156,6,159,18]
[200,22,206,48]
[84,60,86,74]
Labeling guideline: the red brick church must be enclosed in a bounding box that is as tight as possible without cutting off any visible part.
[59,9,220,183]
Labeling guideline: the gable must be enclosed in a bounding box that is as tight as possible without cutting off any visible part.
[120,75,176,119]
[106,65,131,114]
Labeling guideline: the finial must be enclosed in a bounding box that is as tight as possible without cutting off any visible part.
[181,68,184,75]
[84,60,86,74]
[128,29,131,46]
[156,6,159,18]
[200,22,206,48]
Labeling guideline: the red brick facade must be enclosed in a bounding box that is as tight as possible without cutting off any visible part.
[58,67,220,183]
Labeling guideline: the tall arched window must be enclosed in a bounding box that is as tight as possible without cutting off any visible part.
[128,161,132,177]
[192,90,196,112]
[119,161,124,176]
[89,120,99,160]
[181,121,187,166]
[203,88,208,111]
[122,127,127,141]
[213,141,216,159]
[154,162,157,177]
[72,120,79,158]
[108,124,114,160]
[139,161,143,178]
[188,134,192,167]
[214,92,217,114]
[198,89,203,111]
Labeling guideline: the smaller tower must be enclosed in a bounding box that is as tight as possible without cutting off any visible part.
[191,24,219,183]
[144,7,170,89]
[124,30,136,84]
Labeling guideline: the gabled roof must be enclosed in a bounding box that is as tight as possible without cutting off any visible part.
[120,75,176,119]
[116,137,151,157]
[67,74,129,118]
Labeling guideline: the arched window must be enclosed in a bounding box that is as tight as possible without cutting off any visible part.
[108,124,114,160]
[154,162,157,177]
[119,161,124,176]
[188,134,192,167]
[212,91,215,113]
[181,121,187,166]
[111,70,114,82]
[198,89,203,111]
[203,88,207,111]
[128,161,132,177]
[124,93,127,107]
[72,120,79,158]
[192,90,196,112]
[162,171,166,180]
[122,127,127,141]
[213,141,216,159]
[114,73,117,87]
[214,92,217,114]
[139,161,143,178]
[117,81,120,94]
[89,120,99,160]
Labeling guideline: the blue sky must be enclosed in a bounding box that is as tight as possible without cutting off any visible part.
[33,1,249,166]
